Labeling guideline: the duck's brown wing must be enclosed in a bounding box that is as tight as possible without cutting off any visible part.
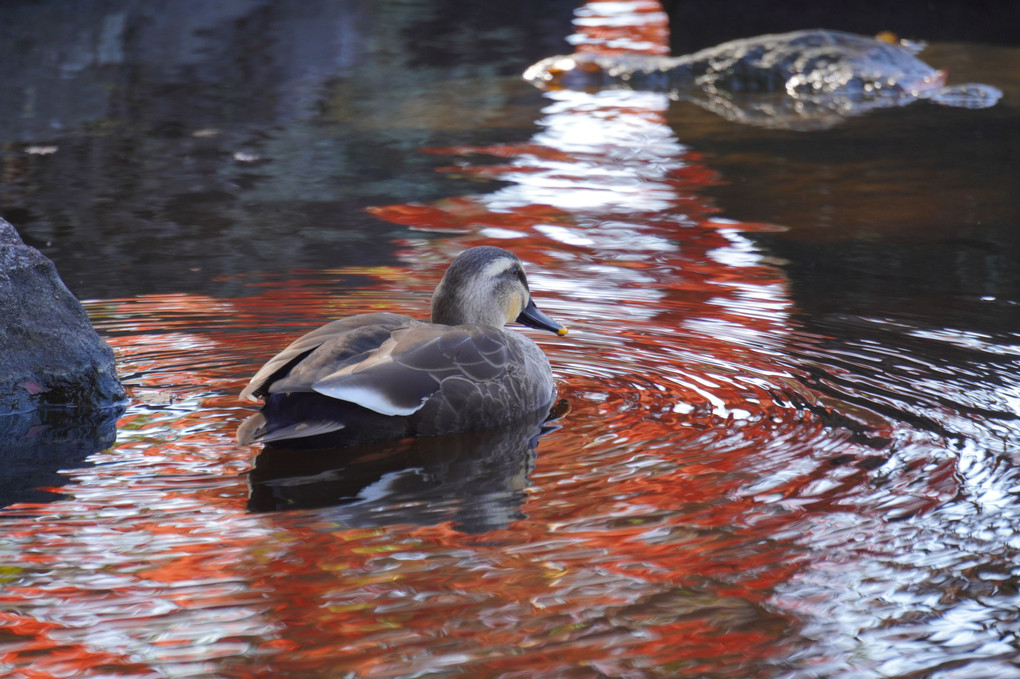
[239,312,411,401]
[296,324,512,417]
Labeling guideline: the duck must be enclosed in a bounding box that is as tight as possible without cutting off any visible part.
[237,246,567,448]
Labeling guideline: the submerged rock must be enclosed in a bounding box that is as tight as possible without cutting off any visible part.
[0,217,124,414]
[524,29,1003,130]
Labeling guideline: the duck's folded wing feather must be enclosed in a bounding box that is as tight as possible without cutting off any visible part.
[240,313,410,401]
[399,324,508,381]
[309,325,511,416]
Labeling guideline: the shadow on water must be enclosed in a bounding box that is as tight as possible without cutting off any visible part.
[249,404,567,533]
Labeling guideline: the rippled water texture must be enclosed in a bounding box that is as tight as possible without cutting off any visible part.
[2,1,1020,677]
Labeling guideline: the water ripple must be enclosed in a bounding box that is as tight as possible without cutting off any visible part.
[1,2,1017,675]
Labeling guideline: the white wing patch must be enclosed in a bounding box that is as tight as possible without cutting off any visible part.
[312,383,429,416]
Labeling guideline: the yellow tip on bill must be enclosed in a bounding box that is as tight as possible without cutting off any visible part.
[557,327,569,336]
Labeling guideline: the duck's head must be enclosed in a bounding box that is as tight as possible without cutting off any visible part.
[431,246,567,336]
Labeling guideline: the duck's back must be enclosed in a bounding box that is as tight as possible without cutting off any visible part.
[240,312,411,402]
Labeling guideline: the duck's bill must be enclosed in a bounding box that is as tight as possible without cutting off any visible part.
[517,299,568,336]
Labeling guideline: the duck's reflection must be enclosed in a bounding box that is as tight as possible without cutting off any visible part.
[248,402,567,533]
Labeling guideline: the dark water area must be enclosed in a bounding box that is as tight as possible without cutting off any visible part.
[1,0,577,298]
[2,1,1020,677]
[661,0,1020,52]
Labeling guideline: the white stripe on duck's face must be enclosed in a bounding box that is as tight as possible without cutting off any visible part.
[481,256,519,281]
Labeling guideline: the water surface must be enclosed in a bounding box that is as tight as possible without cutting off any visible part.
[2,1,1019,677]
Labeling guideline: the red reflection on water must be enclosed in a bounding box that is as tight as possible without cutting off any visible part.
[0,611,158,679]
[224,3,862,676]
[229,3,957,675]
[570,0,670,56]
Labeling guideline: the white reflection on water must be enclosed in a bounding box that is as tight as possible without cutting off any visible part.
[484,90,684,215]
[772,491,1020,677]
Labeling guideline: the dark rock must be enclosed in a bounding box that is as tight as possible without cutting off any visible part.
[0,217,124,414]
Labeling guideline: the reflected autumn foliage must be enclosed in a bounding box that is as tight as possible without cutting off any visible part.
[365,1,959,526]
[224,2,906,676]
